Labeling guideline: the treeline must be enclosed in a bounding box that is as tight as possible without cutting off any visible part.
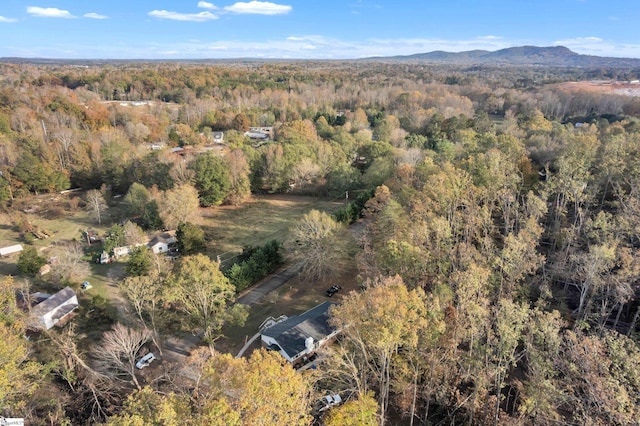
[224,240,283,292]
[1,61,640,204]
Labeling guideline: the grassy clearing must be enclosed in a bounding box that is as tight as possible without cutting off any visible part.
[202,194,345,263]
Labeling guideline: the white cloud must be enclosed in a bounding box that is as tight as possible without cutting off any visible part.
[26,6,74,18]
[0,16,17,23]
[84,12,108,20]
[554,36,603,44]
[198,1,218,9]
[552,37,640,58]
[224,1,292,15]
[148,10,218,22]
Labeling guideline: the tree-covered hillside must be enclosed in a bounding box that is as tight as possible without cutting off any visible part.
[0,61,639,425]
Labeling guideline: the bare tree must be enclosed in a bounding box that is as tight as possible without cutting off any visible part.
[52,242,91,283]
[92,323,151,390]
[291,158,321,189]
[123,220,146,246]
[120,272,166,356]
[85,189,108,225]
[288,209,349,282]
[52,128,77,170]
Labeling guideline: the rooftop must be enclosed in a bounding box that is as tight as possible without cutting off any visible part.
[262,302,337,358]
[31,287,77,317]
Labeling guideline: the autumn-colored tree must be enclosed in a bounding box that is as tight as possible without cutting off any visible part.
[123,220,146,246]
[325,392,379,426]
[202,349,313,425]
[288,209,348,282]
[166,254,247,343]
[158,184,200,230]
[225,148,251,205]
[329,275,444,424]
[107,386,191,426]
[231,113,250,132]
[0,277,51,414]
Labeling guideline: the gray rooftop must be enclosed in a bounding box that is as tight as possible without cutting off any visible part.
[31,286,76,316]
[262,302,337,358]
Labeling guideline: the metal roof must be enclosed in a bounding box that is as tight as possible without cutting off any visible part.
[31,287,76,317]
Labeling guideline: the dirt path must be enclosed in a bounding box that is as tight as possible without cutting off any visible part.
[105,263,132,322]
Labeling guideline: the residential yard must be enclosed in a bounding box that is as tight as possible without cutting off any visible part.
[217,263,360,356]
[2,192,358,358]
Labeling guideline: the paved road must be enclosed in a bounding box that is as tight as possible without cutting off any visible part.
[236,261,303,306]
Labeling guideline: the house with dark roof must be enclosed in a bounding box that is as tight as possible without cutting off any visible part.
[260,302,339,367]
[147,232,177,254]
[30,287,78,330]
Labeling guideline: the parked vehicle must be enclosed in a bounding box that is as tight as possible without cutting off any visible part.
[325,284,342,297]
[135,352,156,369]
[318,394,342,412]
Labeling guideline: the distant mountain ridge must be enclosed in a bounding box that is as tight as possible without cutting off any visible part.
[372,45,640,67]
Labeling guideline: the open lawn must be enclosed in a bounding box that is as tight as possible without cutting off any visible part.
[201,194,345,265]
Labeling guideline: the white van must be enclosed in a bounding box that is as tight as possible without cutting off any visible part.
[135,353,156,369]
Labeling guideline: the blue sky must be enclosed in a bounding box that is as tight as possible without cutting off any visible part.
[1,1,639,59]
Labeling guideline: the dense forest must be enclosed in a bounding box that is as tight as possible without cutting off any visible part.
[1,60,640,425]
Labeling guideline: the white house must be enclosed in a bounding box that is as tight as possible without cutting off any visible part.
[0,244,23,257]
[249,127,274,138]
[260,302,340,367]
[147,232,177,254]
[30,287,78,330]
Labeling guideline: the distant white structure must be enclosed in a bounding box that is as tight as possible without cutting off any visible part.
[212,131,224,143]
[0,244,23,257]
[245,126,274,141]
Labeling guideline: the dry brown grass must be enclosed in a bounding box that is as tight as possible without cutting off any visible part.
[201,194,345,259]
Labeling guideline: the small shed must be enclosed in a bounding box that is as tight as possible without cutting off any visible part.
[113,245,132,259]
[0,244,23,257]
[30,287,78,330]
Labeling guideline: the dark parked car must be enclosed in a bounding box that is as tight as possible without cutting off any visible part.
[326,284,342,297]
